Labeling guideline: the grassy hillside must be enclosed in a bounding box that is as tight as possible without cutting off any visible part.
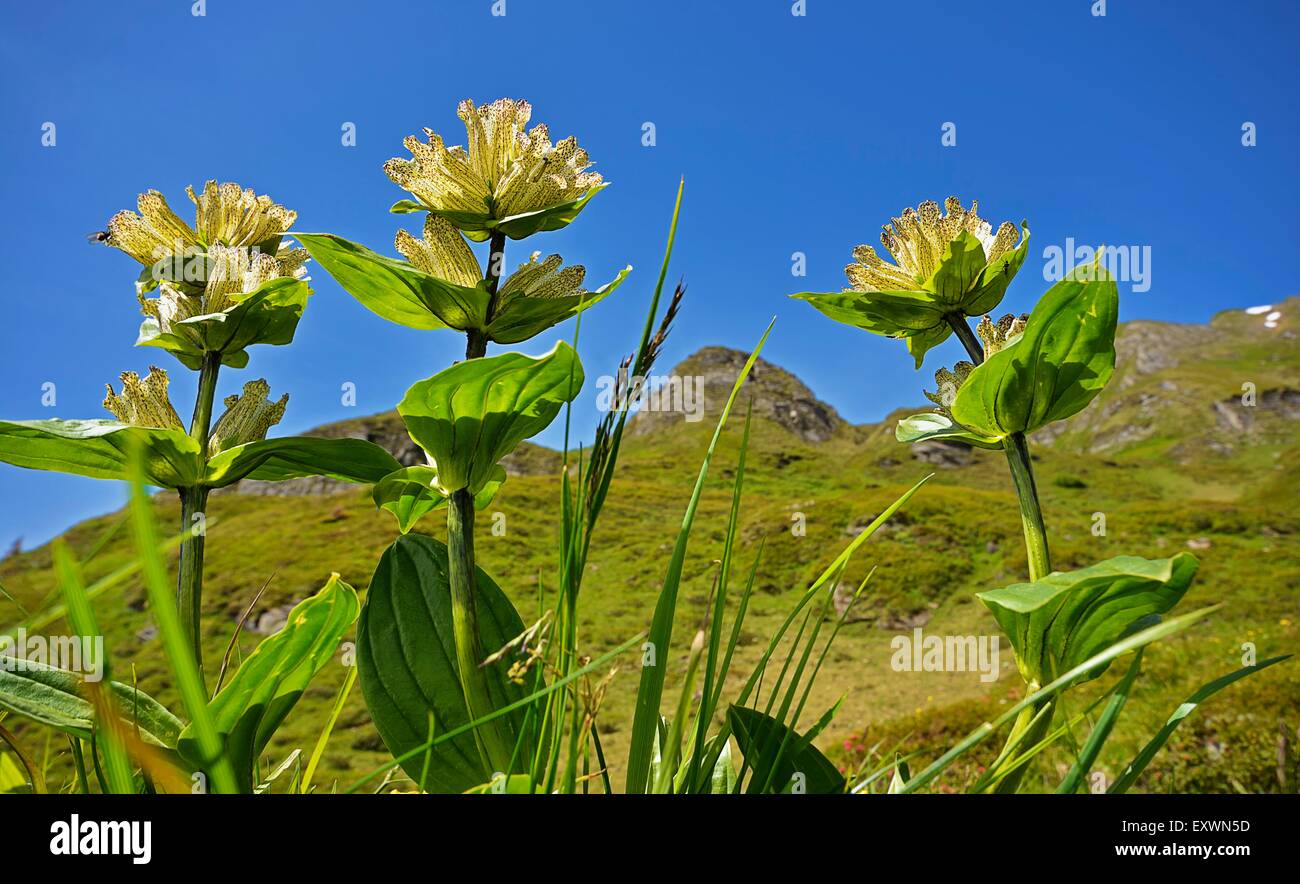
[2,298,1298,793]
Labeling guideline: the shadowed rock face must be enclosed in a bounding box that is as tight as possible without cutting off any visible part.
[628,346,844,443]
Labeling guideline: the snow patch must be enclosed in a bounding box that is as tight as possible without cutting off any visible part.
[1245,304,1273,315]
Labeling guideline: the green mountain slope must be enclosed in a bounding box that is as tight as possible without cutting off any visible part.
[3,298,1298,792]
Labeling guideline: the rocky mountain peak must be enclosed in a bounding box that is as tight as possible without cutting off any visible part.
[627,346,844,442]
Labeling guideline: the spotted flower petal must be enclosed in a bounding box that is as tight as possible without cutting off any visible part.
[385,98,604,238]
[103,366,184,431]
[394,215,482,287]
[208,379,288,454]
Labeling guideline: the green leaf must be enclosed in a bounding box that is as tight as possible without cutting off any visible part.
[356,534,532,793]
[203,436,401,488]
[1108,655,1291,793]
[371,464,505,533]
[727,705,845,794]
[178,573,359,792]
[951,268,1119,439]
[0,419,200,487]
[398,341,583,495]
[405,183,608,242]
[887,754,912,794]
[295,232,491,332]
[1057,649,1143,794]
[138,277,311,370]
[494,184,607,240]
[895,411,1003,450]
[486,265,632,344]
[978,554,1199,685]
[966,222,1031,315]
[624,322,774,794]
[789,288,947,337]
[0,658,183,749]
[926,229,988,307]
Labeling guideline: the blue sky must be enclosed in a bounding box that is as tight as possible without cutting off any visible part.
[1,0,1296,548]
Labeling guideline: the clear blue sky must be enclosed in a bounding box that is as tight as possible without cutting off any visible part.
[1,0,1296,548]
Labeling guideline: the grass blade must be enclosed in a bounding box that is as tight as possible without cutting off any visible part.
[126,451,238,793]
[899,604,1224,793]
[624,318,775,793]
[1057,649,1143,793]
[1108,654,1291,793]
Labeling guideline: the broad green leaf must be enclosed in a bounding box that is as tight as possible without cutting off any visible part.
[0,419,200,487]
[727,705,845,794]
[789,289,947,336]
[951,268,1119,439]
[1108,655,1291,793]
[899,604,1222,794]
[371,464,505,534]
[486,265,631,344]
[138,277,311,370]
[402,184,608,242]
[203,436,401,488]
[978,554,1199,685]
[178,573,359,792]
[895,411,1003,450]
[356,534,532,793]
[0,657,183,749]
[295,232,490,331]
[398,341,583,495]
[926,229,988,307]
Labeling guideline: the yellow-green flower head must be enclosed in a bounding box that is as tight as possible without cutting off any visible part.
[106,181,298,267]
[138,243,309,332]
[791,196,1030,368]
[384,98,605,239]
[394,214,483,287]
[208,378,287,454]
[498,252,587,302]
[103,366,184,430]
[850,198,1020,293]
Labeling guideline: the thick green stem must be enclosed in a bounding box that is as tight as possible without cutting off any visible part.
[465,230,507,360]
[443,230,513,774]
[942,314,1051,580]
[178,351,221,686]
[446,489,513,772]
[1003,431,1052,581]
[944,314,1053,791]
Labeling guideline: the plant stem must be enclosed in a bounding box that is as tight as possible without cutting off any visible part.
[446,488,513,772]
[942,315,1052,580]
[1003,432,1051,581]
[445,229,513,773]
[944,314,1053,791]
[466,230,507,360]
[178,351,221,686]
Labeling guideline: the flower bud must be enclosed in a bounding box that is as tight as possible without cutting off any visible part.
[208,379,287,454]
